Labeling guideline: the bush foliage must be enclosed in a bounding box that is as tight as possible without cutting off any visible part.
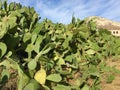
[0,1,120,90]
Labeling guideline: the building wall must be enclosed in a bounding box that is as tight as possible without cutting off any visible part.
[110,30,120,37]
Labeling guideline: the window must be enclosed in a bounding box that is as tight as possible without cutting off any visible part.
[113,31,115,34]
[116,31,118,34]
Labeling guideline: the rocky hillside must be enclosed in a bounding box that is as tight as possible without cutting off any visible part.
[85,16,120,30]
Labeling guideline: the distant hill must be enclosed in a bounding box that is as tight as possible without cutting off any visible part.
[85,16,120,37]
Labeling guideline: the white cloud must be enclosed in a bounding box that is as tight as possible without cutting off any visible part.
[8,0,20,3]
[8,0,120,24]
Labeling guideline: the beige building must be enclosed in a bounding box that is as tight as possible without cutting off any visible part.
[109,30,120,37]
[100,24,120,37]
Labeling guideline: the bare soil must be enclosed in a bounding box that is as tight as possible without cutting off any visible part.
[101,58,120,90]
[0,68,18,90]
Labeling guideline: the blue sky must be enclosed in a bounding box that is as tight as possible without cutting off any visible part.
[8,0,120,24]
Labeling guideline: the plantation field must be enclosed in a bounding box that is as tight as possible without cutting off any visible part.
[0,1,120,90]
